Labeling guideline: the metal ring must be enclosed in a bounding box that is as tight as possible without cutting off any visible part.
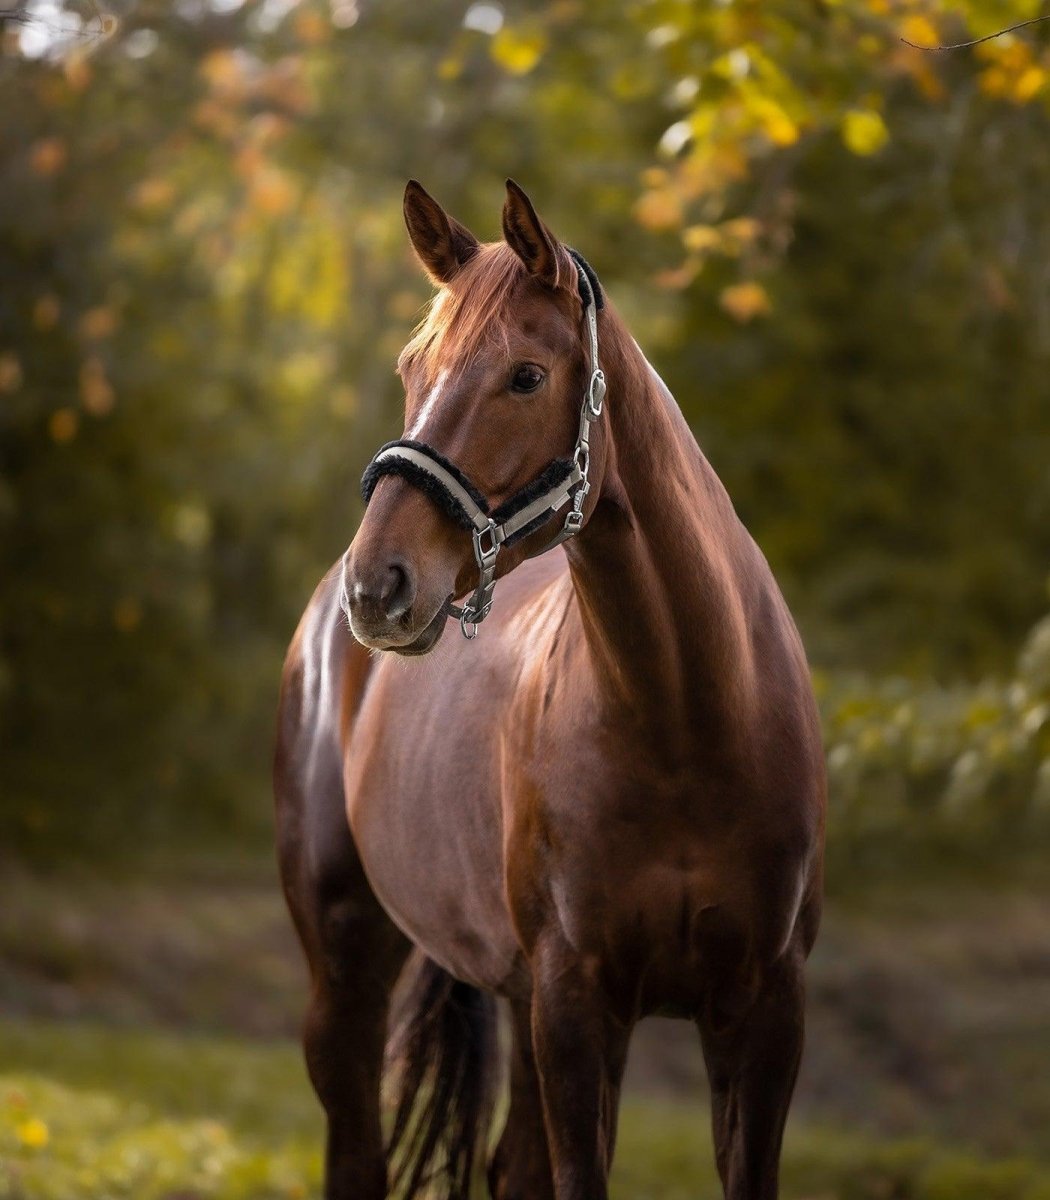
[473,521,500,563]
[587,370,606,418]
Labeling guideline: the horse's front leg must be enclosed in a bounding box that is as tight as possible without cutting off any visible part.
[530,936,632,1200]
[698,946,807,1200]
[275,739,409,1200]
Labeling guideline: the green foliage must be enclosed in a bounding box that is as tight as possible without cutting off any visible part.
[3,1020,1050,1199]
[821,604,1050,876]
[1,1075,319,1199]
[2,0,1050,849]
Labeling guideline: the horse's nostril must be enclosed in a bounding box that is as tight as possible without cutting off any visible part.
[383,563,414,619]
[350,561,416,624]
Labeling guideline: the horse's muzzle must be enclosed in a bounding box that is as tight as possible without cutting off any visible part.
[340,556,447,654]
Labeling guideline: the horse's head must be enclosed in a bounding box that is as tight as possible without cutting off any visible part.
[343,180,601,654]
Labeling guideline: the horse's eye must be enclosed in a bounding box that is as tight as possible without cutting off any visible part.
[510,364,545,394]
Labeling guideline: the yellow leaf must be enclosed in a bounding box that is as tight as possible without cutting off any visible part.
[749,95,799,147]
[977,38,1032,72]
[0,352,22,392]
[683,224,721,252]
[78,306,118,340]
[33,295,60,331]
[250,168,298,217]
[490,27,547,75]
[1013,65,1046,103]
[978,65,1009,98]
[721,217,762,247]
[80,357,115,416]
[841,109,889,156]
[49,408,79,443]
[720,281,771,322]
[15,1117,49,1149]
[654,261,700,291]
[634,188,683,232]
[900,15,939,48]
[29,137,66,177]
[64,53,93,92]
[132,177,175,212]
[200,49,244,94]
[293,10,329,45]
[437,54,462,81]
[909,58,947,103]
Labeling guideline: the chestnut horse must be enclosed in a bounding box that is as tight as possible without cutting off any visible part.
[274,180,826,1200]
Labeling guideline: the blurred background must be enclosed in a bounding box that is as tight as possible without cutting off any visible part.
[1,0,1049,1196]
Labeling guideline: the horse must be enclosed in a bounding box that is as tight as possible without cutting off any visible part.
[274,179,826,1200]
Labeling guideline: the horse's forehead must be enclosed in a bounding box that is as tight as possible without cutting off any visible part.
[400,272,579,391]
[506,285,576,339]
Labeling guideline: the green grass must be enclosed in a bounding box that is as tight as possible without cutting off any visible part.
[3,1019,1050,1199]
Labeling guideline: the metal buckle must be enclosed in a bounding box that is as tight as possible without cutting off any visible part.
[472,521,500,564]
[587,369,606,419]
[564,509,584,534]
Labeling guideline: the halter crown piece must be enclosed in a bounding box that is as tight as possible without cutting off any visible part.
[361,251,606,640]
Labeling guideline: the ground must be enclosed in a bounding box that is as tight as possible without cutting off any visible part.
[1,854,1048,1198]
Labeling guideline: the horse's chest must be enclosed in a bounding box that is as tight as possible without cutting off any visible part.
[345,728,524,993]
[540,825,760,1014]
[507,752,794,1010]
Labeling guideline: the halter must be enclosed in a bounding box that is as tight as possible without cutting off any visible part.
[361,252,606,640]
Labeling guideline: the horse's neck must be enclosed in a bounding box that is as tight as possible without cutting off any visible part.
[565,324,762,755]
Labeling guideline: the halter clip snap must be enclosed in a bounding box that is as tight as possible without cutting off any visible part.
[588,369,606,419]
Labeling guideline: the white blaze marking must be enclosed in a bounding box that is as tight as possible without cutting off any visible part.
[407,368,449,439]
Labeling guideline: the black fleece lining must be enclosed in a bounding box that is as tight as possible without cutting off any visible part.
[362,442,576,546]
[567,248,604,310]
[361,456,477,530]
[492,458,575,546]
[360,439,490,532]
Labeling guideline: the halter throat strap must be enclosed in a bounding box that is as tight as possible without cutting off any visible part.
[361,255,605,639]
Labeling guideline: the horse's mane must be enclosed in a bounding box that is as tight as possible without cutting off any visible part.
[398,242,540,386]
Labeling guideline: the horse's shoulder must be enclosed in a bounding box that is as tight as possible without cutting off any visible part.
[280,560,373,750]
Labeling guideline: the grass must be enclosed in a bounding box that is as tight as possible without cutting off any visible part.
[3,1019,1050,1199]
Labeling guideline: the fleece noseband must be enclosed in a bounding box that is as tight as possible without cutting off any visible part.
[361,253,605,639]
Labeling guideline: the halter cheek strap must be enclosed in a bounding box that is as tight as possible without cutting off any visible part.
[361,253,606,640]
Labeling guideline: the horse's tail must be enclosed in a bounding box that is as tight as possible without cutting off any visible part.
[385,954,499,1200]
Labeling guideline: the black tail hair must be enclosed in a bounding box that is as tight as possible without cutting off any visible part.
[385,955,498,1199]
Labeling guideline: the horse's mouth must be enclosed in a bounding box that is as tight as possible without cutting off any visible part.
[389,603,448,656]
[346,601,448,656]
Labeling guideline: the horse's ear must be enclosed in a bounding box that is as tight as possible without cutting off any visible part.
[403,180,479,285]
[502,179,561,289]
